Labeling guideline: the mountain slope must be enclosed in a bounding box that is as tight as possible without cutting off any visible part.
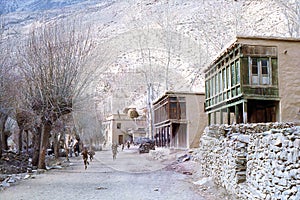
[0,0,93,14]
[1,0,298,110]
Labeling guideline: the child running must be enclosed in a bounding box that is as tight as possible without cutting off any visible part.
[81,147,89,170]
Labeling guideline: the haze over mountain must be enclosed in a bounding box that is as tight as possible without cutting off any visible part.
[0,0,95,14]
[1,0,298,112]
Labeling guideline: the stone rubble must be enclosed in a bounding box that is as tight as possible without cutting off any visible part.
[0,151,31,175]
[194,122,300,200]
[149,148,171,160]
[0,152,70,191]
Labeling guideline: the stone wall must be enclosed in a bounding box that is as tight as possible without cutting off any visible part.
[195,122,300,200]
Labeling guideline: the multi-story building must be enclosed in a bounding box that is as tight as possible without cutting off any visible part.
[103,113,147,146]
[204,36,300,125]
[153,91,206,149]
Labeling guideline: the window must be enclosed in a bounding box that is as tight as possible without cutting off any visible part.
[236,61,240,84]
[214,75,217,94]
[250,57,271,85]
[216,73,219,94]
[205,81,209,98]
[219,72,222,94]
[168,97,186,120]
[169,102,177,119]
[231,63,235,86]
[179,102,186,119]
[210,79,213,97]
[212,76,215,95]
[252,58,258,75]
[226,66,230,88]
[222,69,226,90]
[117,123,121,129]
[262,60,268,74]
[261,59,270,85]
[251,58,258,85]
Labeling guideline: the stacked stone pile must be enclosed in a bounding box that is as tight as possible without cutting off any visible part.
[197,124,250,195]
[244,126,300,200]
[195,122,299,200]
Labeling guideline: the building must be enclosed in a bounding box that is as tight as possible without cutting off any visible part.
[153,91,206,149]
[204,36,300,125]
[103,113,147,146]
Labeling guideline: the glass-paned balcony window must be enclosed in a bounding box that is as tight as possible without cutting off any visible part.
[236,61,240,84]
[262,60,268,74]
[227,66,231,88]
[205,80,209,98]
[219,72,222,94]
[261,59,270,85]
[231,63,236,86]
[210,79,213,97]
[222,69,226,90]
[251,58,259,85]
[179,102,186,119]
[168,97,186,120]
[249,57,271,85]
[216,74,219,94]
[169,102,177,119]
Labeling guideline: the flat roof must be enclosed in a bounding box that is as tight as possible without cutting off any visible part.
[153,90,205,105]
[203,35,300,73]
[237,35,300,42]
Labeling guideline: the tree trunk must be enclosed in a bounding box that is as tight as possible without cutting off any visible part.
[0,114,8,156]
[38,122,52,169]
[3,131,10,151]
[0,129,2,157]
[32,127,41,167]
[25,130,29,154]
[18,129,23,154]
[53,132,59,159]
[64,142,69,161]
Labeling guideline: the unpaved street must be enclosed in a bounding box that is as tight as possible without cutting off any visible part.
[0,146,206,200]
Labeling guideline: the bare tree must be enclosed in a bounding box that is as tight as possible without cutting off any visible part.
[276,0,300,37]
[0,18,18,157]
[19,20,94,169]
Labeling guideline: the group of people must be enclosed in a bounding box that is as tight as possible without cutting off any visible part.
[67,139,95,170]
[68,139,80,157]
[121,141,131,151]
[81,147,95,170]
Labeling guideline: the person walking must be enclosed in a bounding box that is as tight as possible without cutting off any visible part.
[81,147,89,170]
[69,139,74,157]
[111,143,118,160]
[127,141,130,149]
[88,149,95,162]
[73,141,80,157]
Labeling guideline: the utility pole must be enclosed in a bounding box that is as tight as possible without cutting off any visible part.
[146,83,154,139]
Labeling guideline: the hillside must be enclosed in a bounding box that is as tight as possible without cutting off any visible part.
[1,0,298,112]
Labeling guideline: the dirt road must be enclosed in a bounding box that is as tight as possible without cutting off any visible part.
[0,146,207,200]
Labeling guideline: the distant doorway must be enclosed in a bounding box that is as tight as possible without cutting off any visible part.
[171,123,187,148]
[118,135,123,145]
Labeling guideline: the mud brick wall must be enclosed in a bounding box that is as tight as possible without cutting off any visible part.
[195,123,300,200]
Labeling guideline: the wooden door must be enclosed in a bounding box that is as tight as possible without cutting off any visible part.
[118,135,123,145]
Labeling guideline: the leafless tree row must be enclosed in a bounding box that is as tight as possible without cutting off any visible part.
[0,20,94,169]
